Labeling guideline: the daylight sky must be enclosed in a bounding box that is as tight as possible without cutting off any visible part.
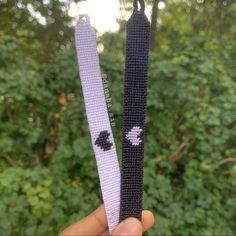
[68,0,165,33]
[29,0,165,33]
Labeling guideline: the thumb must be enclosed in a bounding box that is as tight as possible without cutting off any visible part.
[112,218,142,236]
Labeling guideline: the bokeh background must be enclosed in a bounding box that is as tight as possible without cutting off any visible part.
[0,0,236,235]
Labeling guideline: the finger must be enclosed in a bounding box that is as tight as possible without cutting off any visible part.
[111,211,155,236]
[101,230,109,235]
[60,205,107,236]
[60,207,155,236]
[101,210,155,235]
[112,218,142,236]
[142,210,155,232]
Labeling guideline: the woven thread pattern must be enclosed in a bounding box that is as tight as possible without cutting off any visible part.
[120,8,150,221]
[75,17,120,232]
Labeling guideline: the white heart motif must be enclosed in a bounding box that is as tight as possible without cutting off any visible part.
[126,126,143,146]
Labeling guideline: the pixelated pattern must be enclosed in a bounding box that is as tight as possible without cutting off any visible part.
[126,126,143,146]
[95,130,113,151]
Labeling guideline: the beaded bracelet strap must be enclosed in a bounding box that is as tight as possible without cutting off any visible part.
[120,0,150,222]
[75,15,120,232]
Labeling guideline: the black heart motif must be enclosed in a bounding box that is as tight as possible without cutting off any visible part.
[95,130,113,151]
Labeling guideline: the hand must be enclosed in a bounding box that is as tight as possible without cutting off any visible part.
[60,205,154,236]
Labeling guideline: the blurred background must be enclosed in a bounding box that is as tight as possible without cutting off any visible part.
[0,0,236,235]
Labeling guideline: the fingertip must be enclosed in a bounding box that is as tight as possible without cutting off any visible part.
[112,217,142,236]
[141,210,155,231]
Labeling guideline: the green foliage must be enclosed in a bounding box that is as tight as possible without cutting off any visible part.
[0,0,236,235]
[0,35,100,234]
[0,0,82,60]
[0,166,99,235]
[145,45,236,234]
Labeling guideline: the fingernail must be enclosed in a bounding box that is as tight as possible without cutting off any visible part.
[113,218,142,236]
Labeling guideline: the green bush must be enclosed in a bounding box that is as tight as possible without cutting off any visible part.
[144,39,236,235]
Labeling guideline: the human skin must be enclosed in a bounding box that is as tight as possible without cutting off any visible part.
[60,205,155,236]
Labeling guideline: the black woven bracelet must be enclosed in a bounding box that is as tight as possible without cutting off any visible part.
[120,0,150,222]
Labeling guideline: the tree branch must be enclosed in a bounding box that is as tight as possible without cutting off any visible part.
[150,0,159,51]
[171,141,193,162]
[4,155,15,166]
[218,157,236,166]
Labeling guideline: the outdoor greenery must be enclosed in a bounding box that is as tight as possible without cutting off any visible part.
[0,0,236,235]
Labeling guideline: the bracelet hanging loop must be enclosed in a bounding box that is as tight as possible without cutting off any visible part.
[78,14,90,24]
[133,0,145,13]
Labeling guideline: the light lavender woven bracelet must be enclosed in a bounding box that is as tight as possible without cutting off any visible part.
[75,15,120,233]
